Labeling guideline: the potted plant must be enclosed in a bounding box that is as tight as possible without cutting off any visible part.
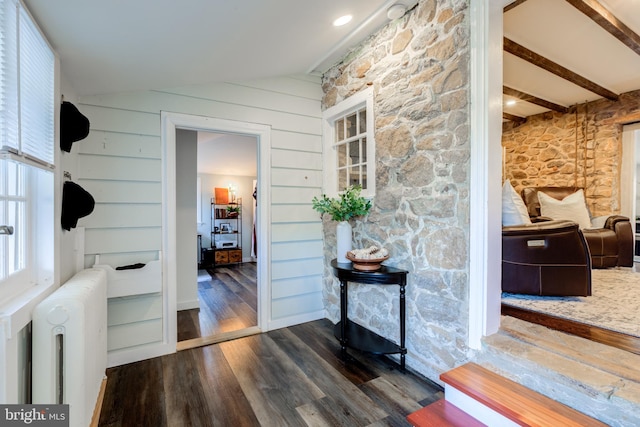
[226,205,240,218]
[312,185,371,263]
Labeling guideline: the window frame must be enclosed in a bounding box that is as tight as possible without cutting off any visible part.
[322,87,376,198]
[0,0,56,304]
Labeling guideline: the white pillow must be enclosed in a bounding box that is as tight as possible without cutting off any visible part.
[538,189,592,229]
[502,180,531,226]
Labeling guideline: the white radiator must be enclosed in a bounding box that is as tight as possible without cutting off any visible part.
[32,268,107,427]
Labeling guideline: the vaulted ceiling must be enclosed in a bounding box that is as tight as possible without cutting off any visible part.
[24,0,418,96]
[502,0,640,122]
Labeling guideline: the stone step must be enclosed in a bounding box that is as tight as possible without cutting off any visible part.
[475,316,640,427]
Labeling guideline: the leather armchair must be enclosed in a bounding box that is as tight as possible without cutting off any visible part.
[521,187,633,268]
[503,220,592,296]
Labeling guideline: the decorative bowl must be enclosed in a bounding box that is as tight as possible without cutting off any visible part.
[345,252,389,271]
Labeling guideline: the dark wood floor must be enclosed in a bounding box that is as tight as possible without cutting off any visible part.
[178,263,257,342]
[98,318,443,427]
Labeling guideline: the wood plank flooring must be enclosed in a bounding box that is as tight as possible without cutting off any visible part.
[98,319,443,427]
[502,304,640,356]
[178,263,257,342]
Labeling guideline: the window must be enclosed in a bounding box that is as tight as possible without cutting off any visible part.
[0,0,55,300]
[322,87,375,198]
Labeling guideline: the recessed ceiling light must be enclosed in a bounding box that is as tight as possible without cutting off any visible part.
[333,15,353,27]
[506,100,517,106]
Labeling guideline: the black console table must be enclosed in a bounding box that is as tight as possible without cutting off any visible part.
[330,259,408,369]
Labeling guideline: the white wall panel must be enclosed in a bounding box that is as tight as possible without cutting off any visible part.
[272,292,324,320]
[83,90,321,134]
[271,130,322,152]
[272,149,322,170]
[78,181,161,203]
[86,204,161,228]
[272,258,324,280]
[272,205,319,223]
[78,155,161,182]
[236,76,324,99]
[272,223,322,242]
[83,228,161,254]
[271,241,324,261]
[272,168,322,187]
[163,82,321,117]
[80,131,161,159]
[107,294,162,326]
[107,320,163,351]
[272,276,323,299]
[271,186,322,204]
[78,75,324,364]
[81,105,160,136]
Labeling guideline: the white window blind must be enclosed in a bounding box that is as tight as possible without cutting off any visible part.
[0,0,54,290]
[0,0,54,168]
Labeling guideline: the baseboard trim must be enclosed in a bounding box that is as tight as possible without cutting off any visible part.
[90,377,108,427]
[177,299,200,311]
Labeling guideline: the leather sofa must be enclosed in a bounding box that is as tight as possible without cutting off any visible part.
[521,187,634,268]
[502,220,592,296]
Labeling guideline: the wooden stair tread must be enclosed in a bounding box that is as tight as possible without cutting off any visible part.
[407,399,486,427]
[441,363,608,427]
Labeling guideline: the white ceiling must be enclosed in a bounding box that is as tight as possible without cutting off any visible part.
[197,132,257,176]
[23,0,417,176]
[503,0,640,118]
[24,0,417,96]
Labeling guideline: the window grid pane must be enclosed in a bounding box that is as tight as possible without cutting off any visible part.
[337,143,347,168]
[361,164,367,190]
[332,105,368,192]
[0,160,26,280]
[335,118,344,142]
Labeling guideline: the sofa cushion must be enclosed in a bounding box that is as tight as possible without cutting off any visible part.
[538,189,592,229]
[502,179,532,226]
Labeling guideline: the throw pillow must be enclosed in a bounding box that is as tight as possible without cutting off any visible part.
[502,179,532,226]
[538,189,592,229]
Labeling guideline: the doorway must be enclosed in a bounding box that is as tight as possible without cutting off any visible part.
[178,131,258,347]
[161,112,271,353]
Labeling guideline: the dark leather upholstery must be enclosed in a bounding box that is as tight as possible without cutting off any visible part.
[502,220,591,296]
[521,187,633,268]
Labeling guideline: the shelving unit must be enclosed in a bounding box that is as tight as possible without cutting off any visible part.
[210,197,242,267]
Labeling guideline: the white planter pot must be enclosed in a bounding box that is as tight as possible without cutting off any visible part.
[336,221,352,264]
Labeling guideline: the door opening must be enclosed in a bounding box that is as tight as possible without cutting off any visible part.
[178,130,259,348]
[161,112,271,353]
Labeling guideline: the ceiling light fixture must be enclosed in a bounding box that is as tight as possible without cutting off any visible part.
[333,15,353,27]
[506,99,517,106]
[387,3,407,20]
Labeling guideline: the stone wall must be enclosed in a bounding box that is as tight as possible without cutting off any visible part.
[503,90,640,216]
[321,0,471,381]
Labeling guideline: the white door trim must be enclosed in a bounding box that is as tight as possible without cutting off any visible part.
[161,111,272,352]
[468,0,509,349]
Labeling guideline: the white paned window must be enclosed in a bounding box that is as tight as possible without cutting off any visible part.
[322,87,375,198]
[0,0,54,300]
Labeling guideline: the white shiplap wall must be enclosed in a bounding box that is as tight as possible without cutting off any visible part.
[76,76,324,363]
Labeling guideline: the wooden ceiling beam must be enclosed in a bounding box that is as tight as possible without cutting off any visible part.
[503,86,569,113]
[504,0,529,13]
[504,37,619,101]
[503,112,527,124]
[564,0,640,56]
